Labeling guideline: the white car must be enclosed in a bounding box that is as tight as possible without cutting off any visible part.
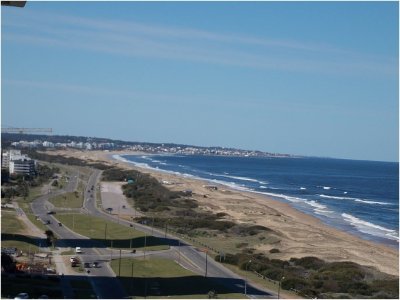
[75,247,82,253]
[70,256,77,262]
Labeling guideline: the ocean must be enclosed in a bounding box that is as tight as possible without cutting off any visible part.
[114,154,399,247]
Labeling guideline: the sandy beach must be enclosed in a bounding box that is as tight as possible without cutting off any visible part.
[46,149,399,276]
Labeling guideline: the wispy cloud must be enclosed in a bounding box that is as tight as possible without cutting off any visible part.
[2,9,397,75]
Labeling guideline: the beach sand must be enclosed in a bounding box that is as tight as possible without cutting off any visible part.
[46,149,399,276]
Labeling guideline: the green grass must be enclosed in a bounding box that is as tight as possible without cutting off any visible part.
[221,263,301,299]
[1,211,25,233]
[110,257,246,299]
[1,211,41,253]
[23,185,45,204]
[26,213,48,232]
[49,192,83,208]
[55,214,169,250]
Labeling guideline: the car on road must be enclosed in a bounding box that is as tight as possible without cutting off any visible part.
[92,262,99,268]
[70,256,78,263]
[75,247,82,254]
[84,262,91,268]
[46,211,55,215]
[14,293,29,299]
[58,222,62,226]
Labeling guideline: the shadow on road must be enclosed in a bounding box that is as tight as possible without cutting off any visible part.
[2,233,184,250]
[1,271,272,299]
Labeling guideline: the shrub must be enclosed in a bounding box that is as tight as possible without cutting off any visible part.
[294,256,325,270]
[281,277,309,290]
[269,248,280,253]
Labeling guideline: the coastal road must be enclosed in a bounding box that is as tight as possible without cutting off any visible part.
[84,169,277,298]
[30,170,128,299]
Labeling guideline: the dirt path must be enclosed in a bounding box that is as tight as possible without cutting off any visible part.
[13,201,46,238]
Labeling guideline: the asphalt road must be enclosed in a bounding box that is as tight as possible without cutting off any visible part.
[30,170,128,299]
[30,168,277,298]
[83,170,277,299]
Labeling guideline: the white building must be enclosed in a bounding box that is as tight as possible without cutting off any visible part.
[43,141,55,148]
[2,149,37,175]
[1,149,22,169]
[9,158,36,176]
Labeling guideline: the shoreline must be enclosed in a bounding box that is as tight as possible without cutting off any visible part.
[47,149,399,276]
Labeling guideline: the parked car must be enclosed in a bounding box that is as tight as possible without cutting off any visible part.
[14,293,29,299]
[92,262,99,268]
[75,247,82,254]
[58,222,62,226]
[70,256,78,263]
[84,262,91,268]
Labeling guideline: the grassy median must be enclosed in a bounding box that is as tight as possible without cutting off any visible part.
[110,257,245,299]
[55,213,169,250]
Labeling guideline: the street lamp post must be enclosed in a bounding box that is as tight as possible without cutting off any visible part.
[278,264,285,299]
[143,234,147,259]
[178,239,181,265]
[131,261,134,295]
[118,249,122,277]
[104,223,108,243]
[278,276,285,299]
[205,250,208,277]
[244,260,252,296]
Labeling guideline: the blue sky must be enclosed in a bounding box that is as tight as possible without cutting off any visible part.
[1,1,398,162]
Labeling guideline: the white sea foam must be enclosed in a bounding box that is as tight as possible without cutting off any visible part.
[300,187,306,190]
[320,194,358,200]
[319,194,391,205]
[343,192,348,194]
[354,199,391,205]
[259,185,267,189]
[253,191,306,203]
[221,174,259,183]
[323,186,331,190]
[342,213,399,241]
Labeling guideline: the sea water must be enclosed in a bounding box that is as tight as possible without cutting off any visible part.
[115,154,399,247]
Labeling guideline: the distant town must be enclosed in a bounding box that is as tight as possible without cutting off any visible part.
[2,133,294,158]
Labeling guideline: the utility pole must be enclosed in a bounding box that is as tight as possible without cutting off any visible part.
[143,234,147,260]
[205,250,208,277]
[131,262,134,295]
[178,240,181,265]
[118,249,122,277]
[118,205,120,224]
[110,240,113,260]
[104,223,108,243]
[245,260,252,296]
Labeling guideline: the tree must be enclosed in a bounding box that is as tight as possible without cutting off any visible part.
[45,230,57,247]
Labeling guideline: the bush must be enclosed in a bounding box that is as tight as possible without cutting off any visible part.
[269,248,280,253]
[281,277,309,290]
[294,256,325,270]
[261,268,284,281]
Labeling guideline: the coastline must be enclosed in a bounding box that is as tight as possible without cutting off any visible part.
[48,149,399,276]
